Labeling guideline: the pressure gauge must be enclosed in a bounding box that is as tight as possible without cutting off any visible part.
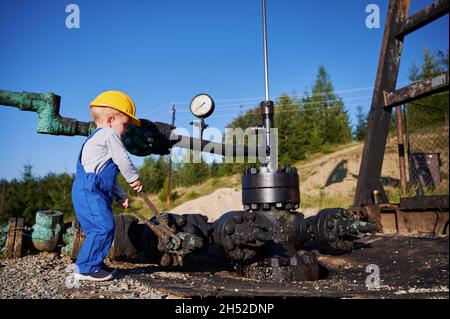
[189,93,215,118]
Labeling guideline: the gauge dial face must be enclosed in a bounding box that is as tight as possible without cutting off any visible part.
[189,94,215,118]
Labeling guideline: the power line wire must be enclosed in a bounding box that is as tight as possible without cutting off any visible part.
[173,80,413,105]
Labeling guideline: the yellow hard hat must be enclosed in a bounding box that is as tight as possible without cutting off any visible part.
[90,90,141,126]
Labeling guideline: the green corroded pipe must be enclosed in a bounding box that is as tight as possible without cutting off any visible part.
[0,89,96,136]
[0,223,9,255]
[32,210,64,252]
[0,89,169,156]
[1,89,249,158]
[61,220,84,259]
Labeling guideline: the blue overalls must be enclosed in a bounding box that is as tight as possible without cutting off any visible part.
[71,128,118,274]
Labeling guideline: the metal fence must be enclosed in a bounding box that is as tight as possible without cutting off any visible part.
[383,100,449,200]
[405,102,449,195]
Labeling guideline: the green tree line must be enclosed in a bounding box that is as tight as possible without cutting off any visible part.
[0,164,74,225]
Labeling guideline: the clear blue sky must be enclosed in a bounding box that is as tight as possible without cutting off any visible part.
[0,0,448,180]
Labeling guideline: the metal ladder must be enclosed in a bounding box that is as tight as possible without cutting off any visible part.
[354,0,449,207]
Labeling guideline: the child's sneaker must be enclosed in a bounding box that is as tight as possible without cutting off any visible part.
[74,269,113,282]
[101,265,118,275]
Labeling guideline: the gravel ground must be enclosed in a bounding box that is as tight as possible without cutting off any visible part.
[0,235,448,299]
[0,252,179,299]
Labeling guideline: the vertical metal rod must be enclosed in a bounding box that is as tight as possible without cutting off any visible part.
[166,103,176,208]
[403,104,411,183]
[260,0,277,172]
[199,118,206,142]
[262,0,270,102]
[396,105,407,194]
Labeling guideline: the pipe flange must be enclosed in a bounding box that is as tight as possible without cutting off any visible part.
[242,165,300,211]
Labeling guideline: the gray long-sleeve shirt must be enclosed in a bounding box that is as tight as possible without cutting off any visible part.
[81,127,139,199]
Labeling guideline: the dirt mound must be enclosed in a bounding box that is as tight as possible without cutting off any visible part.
[298,142,400,197]
[169,141,402,219]
[169,188,243,221]
[169,187,320,220]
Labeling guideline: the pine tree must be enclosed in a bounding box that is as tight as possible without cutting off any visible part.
[20,162,34,183]
[304,66,352,150]
[175,151,210,187]
[224,105,261,173]
[138,156,168,193]
[354,105,368,141]
[274,94,306,164]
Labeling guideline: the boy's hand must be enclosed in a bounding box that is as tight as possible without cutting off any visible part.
[119,197,129,209]
[130,179,143,193]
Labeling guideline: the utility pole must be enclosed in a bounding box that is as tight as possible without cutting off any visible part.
[166,103,176,208]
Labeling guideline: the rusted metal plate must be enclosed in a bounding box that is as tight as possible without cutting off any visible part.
[395,209,449,236]
[109,215,140,261]
[3,218,17,258]
[400,195,449,210]
[70,220,83,260]
[13,218,24,258]
[380,212,399,235]
[365,204,383,232]
[3,218,24,258]
[351,202,449,237]
[383,73,449,108]
[396,0,450,38]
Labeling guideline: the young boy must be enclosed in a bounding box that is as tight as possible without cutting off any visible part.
[72,90,143,282]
